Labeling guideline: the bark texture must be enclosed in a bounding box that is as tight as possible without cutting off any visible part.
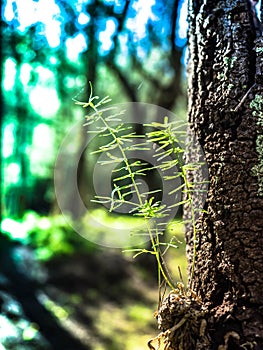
[187,0,263,348]
[158,1,263,349]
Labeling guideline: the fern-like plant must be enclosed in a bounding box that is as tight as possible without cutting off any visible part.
[75,82,207,294]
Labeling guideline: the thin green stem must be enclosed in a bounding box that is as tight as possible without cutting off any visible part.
[91,102,143,207]
[89,100,174,291]
[146,221,175,290]
[81,90,202,297]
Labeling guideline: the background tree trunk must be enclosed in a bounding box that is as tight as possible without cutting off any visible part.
[185,0,263,348]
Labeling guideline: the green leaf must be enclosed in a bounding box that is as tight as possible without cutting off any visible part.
[152,242,178,249]
[114,173,134,181]
[168,199,190,208]
[168,183,186,195]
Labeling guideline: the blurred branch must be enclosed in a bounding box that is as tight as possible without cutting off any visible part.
[122,0,184,110]
[171,0,180,55]
[107,0,131,58]
[106,60,138,102]
[156,0,184,110]
[115,0,131,33]
[105,0,139,102]
[130,54,162,90]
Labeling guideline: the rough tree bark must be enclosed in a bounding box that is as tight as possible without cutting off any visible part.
[157,1,263,349]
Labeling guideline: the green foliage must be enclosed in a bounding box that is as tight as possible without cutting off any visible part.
[127,304,154,328]
[77,83,206,291]
[26,213,79,260]
[1,211,98,260]
[3,209,162,261]
[250,94,263,120]
[250,94,263,196]
[80,208,151,248]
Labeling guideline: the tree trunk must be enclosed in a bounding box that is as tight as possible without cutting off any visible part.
[188,0,263,348]
[157,1,263,349]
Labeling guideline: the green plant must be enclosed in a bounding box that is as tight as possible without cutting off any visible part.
[75,83,206,293]
[250,94,263,196]
[21,211,97,260]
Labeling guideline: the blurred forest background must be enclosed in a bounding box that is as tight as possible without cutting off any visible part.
[1,0,189,349]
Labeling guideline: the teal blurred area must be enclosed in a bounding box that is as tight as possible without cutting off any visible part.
[1,0,188,348]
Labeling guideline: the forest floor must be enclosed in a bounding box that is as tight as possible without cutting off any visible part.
[0,222,187,350]
[44,250,159,350]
